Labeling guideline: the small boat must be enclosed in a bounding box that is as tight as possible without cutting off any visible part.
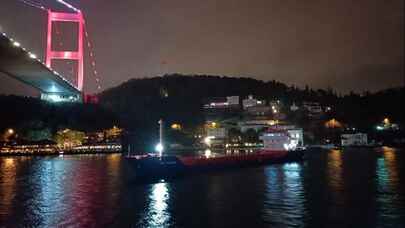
[126,127,305,179]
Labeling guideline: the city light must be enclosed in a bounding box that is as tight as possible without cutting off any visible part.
[155,143,164,155]
[325,118,342,128]
[7,129,14,135]
[204,136,215,146]
[171,123,181,130]
[283,140,298,151]
[204,149,212,158]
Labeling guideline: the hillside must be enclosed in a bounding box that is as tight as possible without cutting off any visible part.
[99,74,404,131]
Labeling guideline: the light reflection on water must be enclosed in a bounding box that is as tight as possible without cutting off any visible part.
[327,148,344,211]
[0,158,17,215]
[263,162,305,227]
[376,147,403,226]
[143,182,170,227]
[327,149,343,192]
[0,148,404,227]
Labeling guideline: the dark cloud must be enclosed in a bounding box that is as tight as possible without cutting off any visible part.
[0,0,403,95]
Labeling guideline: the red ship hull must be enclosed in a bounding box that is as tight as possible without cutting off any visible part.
[127,149,305,180]
[178,150,289,167]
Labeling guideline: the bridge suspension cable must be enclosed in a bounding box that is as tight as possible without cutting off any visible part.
[18,0,47,11]
[83,19,102,91]
[55,0,81,13]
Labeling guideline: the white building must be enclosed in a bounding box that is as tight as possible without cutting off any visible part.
[238,119,277,132]
[206,128,228,146]
[226,96,239,106]
[259,127,304,150]
[242,95,265,109]
[287,129,304,147]
[260,131,291,151]
[204,96,239,109]
[207,128,227,138]
[341,133,368,146]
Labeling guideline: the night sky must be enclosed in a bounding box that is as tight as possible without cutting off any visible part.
[0,0,403,96]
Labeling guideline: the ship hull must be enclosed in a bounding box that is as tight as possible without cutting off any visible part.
[126,149,305,180]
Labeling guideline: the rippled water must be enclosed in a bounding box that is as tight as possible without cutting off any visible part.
[1,148,404,227]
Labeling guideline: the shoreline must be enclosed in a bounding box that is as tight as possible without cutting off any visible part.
[0,150,122,157]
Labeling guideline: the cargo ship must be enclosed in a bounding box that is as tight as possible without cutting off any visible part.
[126,124,305,179]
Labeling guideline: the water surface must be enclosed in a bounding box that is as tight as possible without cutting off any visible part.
[1,148,404,227]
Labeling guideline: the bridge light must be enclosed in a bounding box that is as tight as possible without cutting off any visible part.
[28,52,37,59]
[12,41,20,47]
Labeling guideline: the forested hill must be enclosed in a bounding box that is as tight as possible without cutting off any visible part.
[99,74,404,130]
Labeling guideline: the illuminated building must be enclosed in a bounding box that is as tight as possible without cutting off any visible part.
[203,96,241,121]
[238,119,278,133]
[242,95,265,109]
[341,133,368,146]
[203,96,240,109]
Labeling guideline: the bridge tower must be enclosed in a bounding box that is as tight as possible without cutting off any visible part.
[45,10,84,91]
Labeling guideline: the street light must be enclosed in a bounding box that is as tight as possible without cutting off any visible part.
[7,128,14,135]
[155,143,164,155]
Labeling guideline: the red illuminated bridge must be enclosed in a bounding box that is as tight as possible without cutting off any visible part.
[0,0,100,103]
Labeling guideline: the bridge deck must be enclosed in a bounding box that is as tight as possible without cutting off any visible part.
[0,33,80,96]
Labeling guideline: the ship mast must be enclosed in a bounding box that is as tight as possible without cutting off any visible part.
[157,119,164,157]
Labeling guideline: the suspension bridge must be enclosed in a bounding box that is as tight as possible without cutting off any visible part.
[0,0,100,103]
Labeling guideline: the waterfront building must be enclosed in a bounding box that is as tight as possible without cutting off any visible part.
[206,127,228,147]
[207,127,227,138]
[269,125,304,146]
[341,133,368,146]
